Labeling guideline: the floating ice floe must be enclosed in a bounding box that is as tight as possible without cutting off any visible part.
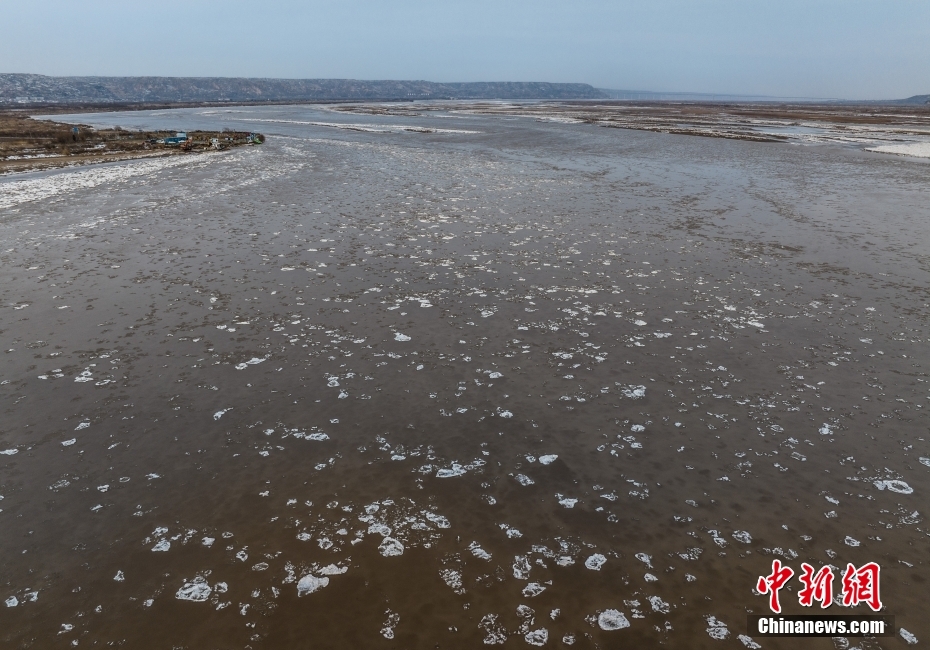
[152,539,170,552]
[440,569,464,594]
[468,541,491,560]
[585,553,607,570]
[621,385,646,399]
[61,439,76,447]
[512,556,531,579]
[235,356,267,370]
[479,614,507,645]
[514,474,535,486]
[436,463,467,478]
[113,571,124,582]
[557,495,578,508]
[523,582,546,597]
[919,458,930,468]
[539,454,558,465]
[0,449,18,456]
[844,536,860,547]
[706,616,729,639]
[213,409,231,420]
[634,553,652,568]
[292,430,329,441]
[525,629,548,646]
[379,537,404,557]
[732,531,752,544]
[297,575,328,596]
[176,576,212,602]
[5,596,18,607]
[74,422,90,431]
[648,596,670,613]
[597,609,630,631]
[900,628,918,645]
[394,333,411,342]
[500,524,522,538]
[738,634,762,648]
[873,479,913,494]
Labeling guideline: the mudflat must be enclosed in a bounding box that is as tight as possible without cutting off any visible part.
[0,104,927,649]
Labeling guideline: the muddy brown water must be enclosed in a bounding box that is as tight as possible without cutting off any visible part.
[1,105,928,649]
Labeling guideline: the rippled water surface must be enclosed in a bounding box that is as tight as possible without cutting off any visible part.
[2,105,928,649]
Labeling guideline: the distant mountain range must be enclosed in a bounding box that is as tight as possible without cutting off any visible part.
[0,74,607,105]
[1,74,925,106]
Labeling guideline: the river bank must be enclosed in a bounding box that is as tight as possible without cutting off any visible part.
[0,110,263,174]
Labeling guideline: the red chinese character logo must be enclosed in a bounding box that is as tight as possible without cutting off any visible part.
[798,563,834,608]
[757,559,794,613]
[842,562,882,611]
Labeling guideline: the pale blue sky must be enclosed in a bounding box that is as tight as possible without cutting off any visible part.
[4,0,928,99]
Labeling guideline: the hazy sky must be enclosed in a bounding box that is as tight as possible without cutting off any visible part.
[4,0,928,99]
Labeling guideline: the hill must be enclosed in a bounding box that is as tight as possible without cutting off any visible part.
[0,74,607,105]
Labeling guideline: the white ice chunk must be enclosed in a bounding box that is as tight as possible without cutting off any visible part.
[597,609,630,630]
[525,629,548,646]
[648,596,670,613]
[523,583,546,597]
[873,479,912,494]
[318,564,348,576]
[468,541,492,560]
[176,577,212,602]
[621,385,646,399]
[732,531,752,544]
[297,575,329,596]
[705,616,729,639]
[900,628,918,645]
[379,537,405,557]
[437,464,467,478]
[585,554,607,571]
